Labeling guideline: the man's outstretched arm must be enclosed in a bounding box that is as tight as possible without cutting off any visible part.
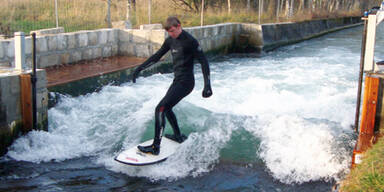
[132,40,170,83]
[194,41,212,98]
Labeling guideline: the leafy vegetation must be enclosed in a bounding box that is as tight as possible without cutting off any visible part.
[340,136,384,192]
[1,0,383,36]
[0,0,382,36]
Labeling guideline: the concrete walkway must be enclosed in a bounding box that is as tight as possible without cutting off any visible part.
[46,56,146,87]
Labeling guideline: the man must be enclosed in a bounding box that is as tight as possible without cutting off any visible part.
[131,16,212,155]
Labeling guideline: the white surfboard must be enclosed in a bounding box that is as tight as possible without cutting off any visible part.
[114,137,182,166]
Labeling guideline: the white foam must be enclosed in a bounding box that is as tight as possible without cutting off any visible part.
[245,115,352,184]
[100,114,236,181]
[5,29,368,184]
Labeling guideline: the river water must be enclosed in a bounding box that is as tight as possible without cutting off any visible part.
[1,24,383,192]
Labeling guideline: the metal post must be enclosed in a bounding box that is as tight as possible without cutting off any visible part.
[14,32,26,71]
[148,0,151,24]
[55,0,59,28]
[227,0,231,14]
[354,17,369,133]
[276,0,280,22]
[107,0,112,28]
[31,33,37,130]
[201,0,204,26]
[258,0,261,24]
[127,0,131,21]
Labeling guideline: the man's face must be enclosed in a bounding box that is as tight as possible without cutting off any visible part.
[167,25,182,39]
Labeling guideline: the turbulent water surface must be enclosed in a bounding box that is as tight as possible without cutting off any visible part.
[1,24,384,191]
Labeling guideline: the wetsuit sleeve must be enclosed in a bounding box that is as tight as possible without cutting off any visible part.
[193,40,211,86]
[135,39,170,71]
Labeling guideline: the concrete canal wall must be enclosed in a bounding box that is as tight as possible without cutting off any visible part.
[0,28,120,68]
[0,17,361,69]
[0,70,48,155]
[0,16,363,156]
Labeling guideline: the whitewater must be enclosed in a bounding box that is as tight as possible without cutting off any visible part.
[2,24,383,191]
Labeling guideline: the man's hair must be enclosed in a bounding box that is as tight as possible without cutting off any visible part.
[164,16,181,31]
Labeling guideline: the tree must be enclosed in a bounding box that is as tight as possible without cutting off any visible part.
[171,0,202,12]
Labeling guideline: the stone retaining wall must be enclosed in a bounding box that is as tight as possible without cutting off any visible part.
[0,29,119,69]
[118,23,240,59]
[0,70,48,155]
[0,17,362,70]
[261,17,362,51]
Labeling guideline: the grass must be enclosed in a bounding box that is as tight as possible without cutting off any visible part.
[0,0,381,36]
[340,136,384,192]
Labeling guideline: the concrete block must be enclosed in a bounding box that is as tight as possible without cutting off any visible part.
[71,51,82,63]
[36,89,48,109]
[213,26,218,36]
[82,49,93,60]
[35,69,47,89]
[150,30,166,44]
[107,29,118,43]
[77,32,88,47]
[119,30,132,42]
[0,42,4,59]
[0,76,12,98]
[140,24,162,30]
[47,35,58,51]
[7,94,20,120]
[66,33,76,49]
[218,25,224,35]
[119,42,135,56]
[0,75,10,95]
[192,28,202,39]
[226,25,232,34]
[57,34,67,51]
[36,37,48,53]
[25,38,32,55]
[209,39,214,51]
[39,89,48,110]
[112,44,118,56]
[92,47,102,59]
[31,27,64,36]
[151,44,162,55]
[0,61,10,67]
[60,53,70,64]
[9,75,20,95]
[99,30,108,44]
[39,54,60,68]
[25,57,32,69]
[132,30,150,44]
[102,46,112,57]
[236,24,242,33]
[200,41,207,51]
[88,31,98,46]
[183,28,193,34]
[135,44,150,57]
[6,40,15,58]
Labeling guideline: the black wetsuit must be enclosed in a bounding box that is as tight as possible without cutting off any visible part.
[133,30,211,150]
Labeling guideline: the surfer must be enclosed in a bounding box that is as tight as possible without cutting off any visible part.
[131,16,212,155]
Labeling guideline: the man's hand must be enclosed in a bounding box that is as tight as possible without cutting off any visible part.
[202,84,212,98]
[131,68,140,83]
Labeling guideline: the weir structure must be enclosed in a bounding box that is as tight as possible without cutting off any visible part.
[352,6,384,167]
[0,17,363,156]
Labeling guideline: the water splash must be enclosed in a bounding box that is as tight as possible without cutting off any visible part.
[5,27,368,184]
